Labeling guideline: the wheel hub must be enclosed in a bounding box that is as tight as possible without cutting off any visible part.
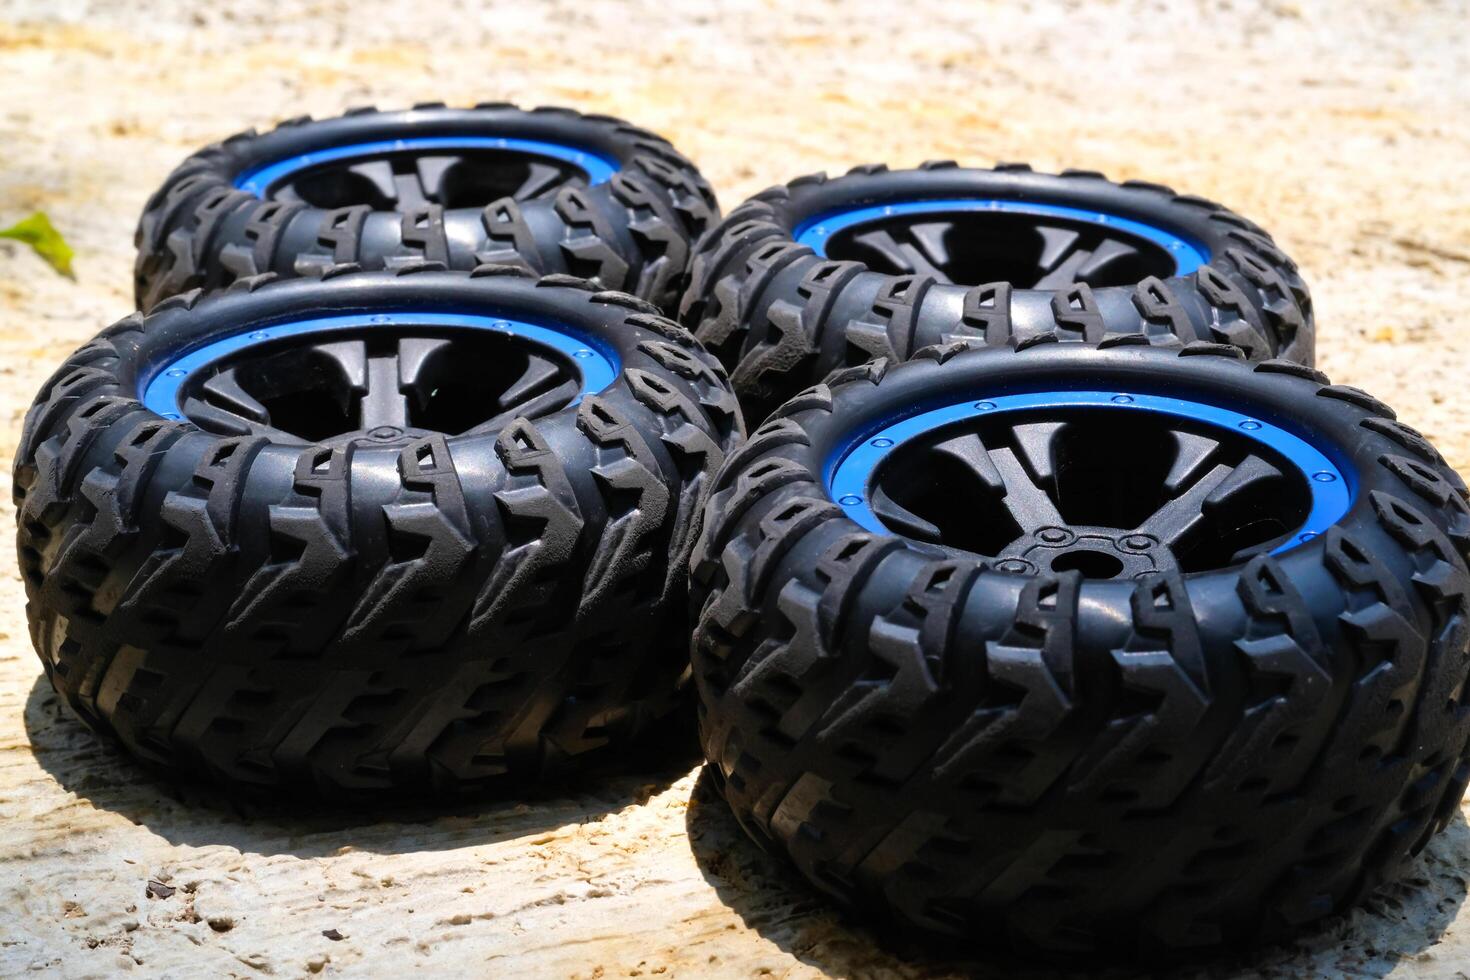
[795,199,1208,286]
[142,311,618,444]
[999,526,1167,578]
[829,389,1352,578]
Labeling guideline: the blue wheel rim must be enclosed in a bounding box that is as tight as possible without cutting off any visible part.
[794,198,1209,276]
[235,136,621,197]
[828,390,1352,561]
[142,311,619,423]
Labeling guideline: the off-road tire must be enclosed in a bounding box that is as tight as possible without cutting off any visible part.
[681,163,1313,423]
[135,103,718,315]
[16,266,742,798]
[690,341,1469,958]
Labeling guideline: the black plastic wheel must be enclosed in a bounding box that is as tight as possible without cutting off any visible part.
[15,265,742,798]
[689,340,1470,958]
[135,103,718,314]
[680,163,1314,423]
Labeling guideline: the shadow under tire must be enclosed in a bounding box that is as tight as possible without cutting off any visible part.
[15,266,743,799]
[135,103,719,315]
[680,163,1313,423]
[689,340,1470,958]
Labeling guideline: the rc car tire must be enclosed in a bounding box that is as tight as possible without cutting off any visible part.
[681,163,1314,423]
[135,104,718,315]
[690,341,1470,957]
[16,266,742,798]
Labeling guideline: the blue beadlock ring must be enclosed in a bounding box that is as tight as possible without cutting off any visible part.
[794,198,1209,276]
[234,136,621,197]
[141,311,620,421]
[827,390,1353,558]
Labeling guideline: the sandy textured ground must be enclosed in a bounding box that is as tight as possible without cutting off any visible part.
[2,1,1469,976]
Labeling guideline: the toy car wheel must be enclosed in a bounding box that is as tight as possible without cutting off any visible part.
[16,265,742,798]
[681,163,1313,422]
[690,340,1470,957]
[135,103,718,314]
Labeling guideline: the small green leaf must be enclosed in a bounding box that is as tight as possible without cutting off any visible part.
[0,212,75,279]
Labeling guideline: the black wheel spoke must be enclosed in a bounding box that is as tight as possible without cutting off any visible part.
[871,484,944,542]
[988,444,1066,532]
[394,336,452,394]
[181,367,276,437]
[390,172,428,211]
[514,160,574,200]
[198,369,272,424]
[929,431,1004,491]
[360,353,411,431]
[850,226,947,281]
[908,221,956,279]
[497,354,568,410]
[478,353,582,433]
[1134,462,1234,546]
[313,339,369,389]
[342,159,401,205]
[1071,238,1144,285]
[179,396,258,437]
[848,228,915,276]
[410,155,461,204]
[1030,225,1086,288]
[931,428,1064,534]
[1009,421,1064,487]
[1139,452,1288,544]
[1163,430,1223,493]
[1202,453,1288,512]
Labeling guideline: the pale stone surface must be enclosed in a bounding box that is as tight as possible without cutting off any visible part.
[1,1,1469,976]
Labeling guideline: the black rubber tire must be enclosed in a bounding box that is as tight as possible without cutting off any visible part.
[15,265,743,799]
[689,340,1470,959]
[134,103,719,315]
[680,163,1314,423]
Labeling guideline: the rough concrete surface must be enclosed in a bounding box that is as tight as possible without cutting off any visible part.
[1,1,1469,976]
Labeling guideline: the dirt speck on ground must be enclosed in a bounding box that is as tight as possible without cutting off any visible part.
[1,2,1468,976]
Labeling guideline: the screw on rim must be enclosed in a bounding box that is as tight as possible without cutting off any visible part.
[794,199,1208,285]
[234,136,621,207]
[142,312,619,442]
[827,390,1352,577]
